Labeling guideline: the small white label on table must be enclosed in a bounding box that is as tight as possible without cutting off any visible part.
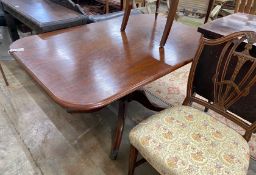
[8,48,25,54]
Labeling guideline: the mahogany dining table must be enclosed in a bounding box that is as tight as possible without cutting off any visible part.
[198,12,256,38]
[9,14,201,159]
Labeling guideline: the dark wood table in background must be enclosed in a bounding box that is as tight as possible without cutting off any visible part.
[198,13,256,38]
[10,14,200,159]
[2,0,87,41]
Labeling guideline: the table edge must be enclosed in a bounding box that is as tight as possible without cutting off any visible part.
[11,52,193,112]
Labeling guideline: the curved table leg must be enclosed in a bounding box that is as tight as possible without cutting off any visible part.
[69,90,164,160]
[110,90,165,159]
[129,90,165,112]
[110,98,127,160]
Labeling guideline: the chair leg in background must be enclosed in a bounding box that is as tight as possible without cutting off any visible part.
[159,0,179,47]
[121,0,133,31]
[155,0,160,19]
[105,0,110,13]
[121,0,124,10]
[204,0,215,23]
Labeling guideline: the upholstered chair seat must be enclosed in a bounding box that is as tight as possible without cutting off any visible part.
[130,106,250,175]
[143,63,256,159]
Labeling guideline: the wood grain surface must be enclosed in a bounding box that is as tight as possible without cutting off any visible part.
[10,14,200,111]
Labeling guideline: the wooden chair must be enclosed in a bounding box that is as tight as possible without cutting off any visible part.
[121,0,214,47]
[235,0,256,14]
[128,31,256,175]
[121,0,179,47]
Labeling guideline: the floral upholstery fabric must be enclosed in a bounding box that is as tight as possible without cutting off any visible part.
[143,63,256,159]
[144,63,190,106]
[129,106,250,175]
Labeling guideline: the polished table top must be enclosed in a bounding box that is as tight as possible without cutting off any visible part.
[10,14,200,111]
[198,13,256,38]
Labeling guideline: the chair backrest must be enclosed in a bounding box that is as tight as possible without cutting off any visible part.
[184,31,256,141]
[235,0,256,14]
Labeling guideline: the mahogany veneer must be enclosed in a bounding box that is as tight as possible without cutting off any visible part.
[10,14,200,111]
[10,14,200,159]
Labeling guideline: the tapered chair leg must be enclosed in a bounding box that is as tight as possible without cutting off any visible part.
[121,0,133,31]
[0,63,8,86]
[105,0,110,13]
[121,0,124,10]
[204,0,215,23]
[128,145,138,175]
[159,0,179,47]
[155,0,160,19]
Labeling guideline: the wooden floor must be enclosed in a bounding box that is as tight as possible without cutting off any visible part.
[0,24,256,174]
